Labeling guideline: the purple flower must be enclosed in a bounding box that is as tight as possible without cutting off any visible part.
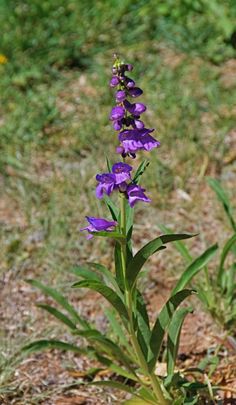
[80,216,117,239]
[124,100,146,115]
[116,90,126,103]
[129,87,143,98]
[110,76,120,87]
[133,119,145,129]
[119,128,160,153]
[110,106,125,121]
[127,184,151,207]
[113,120,123,131]
[112,162,132,184]
[124,77,135,88]
[96,173,116,198]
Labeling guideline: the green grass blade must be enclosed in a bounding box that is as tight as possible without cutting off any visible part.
[218,233,236,285]
[148,289,194,371]
[167,307,193,375]
[26,279,89,328]
[172,244,218,295]
[72,280,128,322]
[207,178,236,232]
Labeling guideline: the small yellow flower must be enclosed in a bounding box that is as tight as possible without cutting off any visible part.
[0,54,8,64]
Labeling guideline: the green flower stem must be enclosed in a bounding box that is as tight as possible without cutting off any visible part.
[119,193,169,405]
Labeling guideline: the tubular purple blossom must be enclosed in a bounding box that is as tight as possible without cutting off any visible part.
[110,106,125,121]
[80,216,117,239]
[127,184,151,207]
[112,162,132,184]
[96,173,116,198]
[119,128,160,153]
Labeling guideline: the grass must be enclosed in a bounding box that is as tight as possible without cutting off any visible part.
[0,1,236,402]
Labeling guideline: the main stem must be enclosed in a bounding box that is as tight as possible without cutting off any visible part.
[119,194,169,405]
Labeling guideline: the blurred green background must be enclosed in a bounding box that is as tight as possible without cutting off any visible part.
[0,0,236,278]
[0,0,236,279]
[0,0,236,398]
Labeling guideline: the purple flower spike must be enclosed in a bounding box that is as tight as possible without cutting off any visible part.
[80,216,117,239]
[116,90,126,103]
[112,162,132,184]
[110,76,120,87]
[110,106,125,121]
[129,87,143,98]
[119,128,160,153]
[96,173,116,198]
[127,184,151,207]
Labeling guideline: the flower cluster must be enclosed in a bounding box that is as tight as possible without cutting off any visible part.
[81,57,159,238]
[110,60,160,158]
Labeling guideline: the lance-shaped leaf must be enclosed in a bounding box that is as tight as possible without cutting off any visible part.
[104,307,129,348]
[27,279,89,328]
[90,381,156,404]
[71,265,101,282]
[159,224,193,262]
[218,233,236,285]
[133,159,150,185]
[127,234,195,288]
[37,304,77,330]
[172,244,218,295]
[136,291,151,360]
[22,340,86,354]
[167,307,193,375]
[75,329,137,375]
[87,262,121,295]
[103,194,119,221]
[148,289,194,371]
[72,280,128,322]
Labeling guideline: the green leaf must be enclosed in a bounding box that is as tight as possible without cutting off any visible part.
[148,289,194,371]
[90,380,135,395]
[104,307,129,348]
[127,234,195,288]
[26,279,88,328]
[115,241,125,290]
[167,307,193,375]
[87,262,121,294]
[106,155,112,172]
[136,291,151,360]
[104,194,119,221]
[158,224,193,262]
[22,340,85,354]
[72,280,128,322]
[218,233,236,285]
[207,178,236,232]
[172,244,218,295]
[37,304,77,330]
[91,382,155,404]
[71,265,101,282]
[133,159,150,185]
